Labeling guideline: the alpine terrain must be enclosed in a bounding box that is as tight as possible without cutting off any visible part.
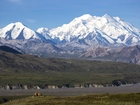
[0,14,140,64]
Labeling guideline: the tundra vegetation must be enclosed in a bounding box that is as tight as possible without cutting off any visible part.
[0,50,140,87]
[0,93,140,105]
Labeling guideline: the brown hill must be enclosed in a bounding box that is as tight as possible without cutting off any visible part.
[81,45,140,65]
[0,47,140,85]
[106,45,140,64]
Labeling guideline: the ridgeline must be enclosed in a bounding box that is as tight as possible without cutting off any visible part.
[0,46,140,87]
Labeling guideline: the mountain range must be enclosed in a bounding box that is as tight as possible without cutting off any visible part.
[0,14,140,64]
[38,14,140,46]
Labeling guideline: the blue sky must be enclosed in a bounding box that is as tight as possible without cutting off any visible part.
[0,0,140,30]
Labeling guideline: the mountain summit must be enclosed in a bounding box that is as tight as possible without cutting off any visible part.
[37,14,140,46]
[0,14,140,46]
[0,22,46,41]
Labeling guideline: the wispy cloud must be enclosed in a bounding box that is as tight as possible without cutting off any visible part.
[8,0,23,4]
[26,19,36,23]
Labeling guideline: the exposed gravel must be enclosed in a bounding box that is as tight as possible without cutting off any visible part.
[0,85,140,96]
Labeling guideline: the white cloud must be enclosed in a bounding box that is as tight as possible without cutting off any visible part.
[27,19,36,23]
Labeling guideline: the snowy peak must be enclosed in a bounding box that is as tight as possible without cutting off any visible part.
[102,14,113,19]
[77,14,93,20]
[0,14,140,47]
[37,27,49,33]
[36,27,51,39]
[101,14,117,24]
[46,14,140,45]
[0,22,46,40]
[5,22,25,30]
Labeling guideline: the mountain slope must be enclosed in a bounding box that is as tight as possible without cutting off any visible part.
[0,14,140,47]
[0,14,140,64]
[0,38,62,57]
[81,45,140,65]
[0,22,46,41]
[1,49,140,85]
[37,14,140,46]
[0,46,22,54]
[36,27,51,39]
[108,45,140,64]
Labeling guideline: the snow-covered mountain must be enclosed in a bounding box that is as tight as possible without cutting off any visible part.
[0,22,46,41]
[1,14,140,46]
[1,14,140,64]
[0,22,62,57]
[37,14,140,46]
[36,27,51,40]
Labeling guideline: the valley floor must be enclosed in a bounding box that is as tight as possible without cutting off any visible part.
[0,85,140,96]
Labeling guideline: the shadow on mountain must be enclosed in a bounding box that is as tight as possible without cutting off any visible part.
[0,46,22,54]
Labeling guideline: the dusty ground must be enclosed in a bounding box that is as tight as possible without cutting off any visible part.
[0,85,140,96]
